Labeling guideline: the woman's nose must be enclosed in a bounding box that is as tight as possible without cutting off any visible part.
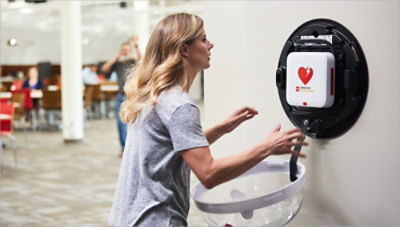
[209,42,214,50]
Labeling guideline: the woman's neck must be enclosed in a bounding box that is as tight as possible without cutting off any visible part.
[183,66,199,92]
[29,78,38,84]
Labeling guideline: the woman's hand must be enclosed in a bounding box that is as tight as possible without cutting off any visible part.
[205,106,258,145]
[220,106,258,133]
[260,123,308,158]
[185,122,307,189]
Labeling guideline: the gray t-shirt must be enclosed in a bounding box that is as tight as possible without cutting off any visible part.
[109,85,209,226]
[111,59,135,94]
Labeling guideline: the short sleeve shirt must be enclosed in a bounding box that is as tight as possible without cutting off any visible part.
[111,59,135,94]
[108,85,209,226]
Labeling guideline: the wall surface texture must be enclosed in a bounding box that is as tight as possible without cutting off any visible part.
[203,1,400,225]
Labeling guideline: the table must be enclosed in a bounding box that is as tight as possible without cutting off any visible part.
[0,114,11,120]
[0,92,12,99]
[100,84,118,92]
[0,90,43,99]
[31,90,43,99]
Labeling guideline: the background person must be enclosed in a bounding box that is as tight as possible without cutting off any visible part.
[108,13,307,226]
[23,66,43,110]
[23,66,43,90]
[82,64,99,85]
[101,38,142,157]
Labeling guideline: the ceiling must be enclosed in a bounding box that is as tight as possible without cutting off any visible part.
[0,0,204,64]
[1,0,204,33]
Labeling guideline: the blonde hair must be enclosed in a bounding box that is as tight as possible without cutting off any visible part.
[120,13,204,123]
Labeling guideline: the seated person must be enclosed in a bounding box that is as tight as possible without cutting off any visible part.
[23,66,43,90]
[23,66,43,109]
[82,64,99,85]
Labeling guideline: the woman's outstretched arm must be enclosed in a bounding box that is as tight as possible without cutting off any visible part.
[182,123,307,189]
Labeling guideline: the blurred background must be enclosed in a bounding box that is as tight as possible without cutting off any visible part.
[0,0,205,226]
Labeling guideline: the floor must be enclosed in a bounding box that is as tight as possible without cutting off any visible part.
[0,119,205,226]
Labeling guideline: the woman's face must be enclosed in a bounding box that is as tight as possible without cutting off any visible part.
[29,67,38,79]
[185,28,214,71]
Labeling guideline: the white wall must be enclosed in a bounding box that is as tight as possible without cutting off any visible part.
[203,1,400,225]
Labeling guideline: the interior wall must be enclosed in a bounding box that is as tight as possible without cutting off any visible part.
[203,1,400,225]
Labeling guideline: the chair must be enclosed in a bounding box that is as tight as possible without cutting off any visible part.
[12,80,24,91]
[92,84,105,118]
[84,85,94,118]
[84,84,104,119]
[0,97,9,104]
[47,74,61,87]
[101,81,118,118]
[38,61,53,80]
[11,92,26,121]
[1,81,13,92]
[11,89,35,130]
[12,89,33,110]
[41,88,62,129]
[0,101,17,171]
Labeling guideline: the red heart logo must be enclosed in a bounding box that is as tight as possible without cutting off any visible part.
[298,67,313,85]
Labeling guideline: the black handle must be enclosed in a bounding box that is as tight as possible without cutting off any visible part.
[276,66,286,89]
[290,138,304,182]
[294,39,334,53]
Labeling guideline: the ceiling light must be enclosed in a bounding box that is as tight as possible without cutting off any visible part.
[7,38,18,46]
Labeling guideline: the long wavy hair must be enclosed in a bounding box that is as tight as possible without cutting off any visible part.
[120,13,204,123]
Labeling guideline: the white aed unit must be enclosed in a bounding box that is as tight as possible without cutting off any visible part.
[286,52,335,108]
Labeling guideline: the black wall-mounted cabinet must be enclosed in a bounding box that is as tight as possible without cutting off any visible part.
[276,19,369,139]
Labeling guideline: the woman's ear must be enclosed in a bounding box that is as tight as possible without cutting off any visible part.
[180,43,189,57]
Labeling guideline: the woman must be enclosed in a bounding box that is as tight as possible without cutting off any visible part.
[23,66,43,90]
[109,13,307,226]
[22,66,43,109]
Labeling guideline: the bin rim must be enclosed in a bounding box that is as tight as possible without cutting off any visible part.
[191,159,306,214]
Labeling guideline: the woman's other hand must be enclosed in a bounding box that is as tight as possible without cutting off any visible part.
[221,106,258,133]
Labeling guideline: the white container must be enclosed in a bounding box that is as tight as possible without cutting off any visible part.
[191,160,306,227]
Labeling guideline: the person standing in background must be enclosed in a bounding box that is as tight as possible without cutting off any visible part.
[101,36,142,157]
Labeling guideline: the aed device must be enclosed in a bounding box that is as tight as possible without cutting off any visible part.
[286,52,335,108]
[276,19,369,139]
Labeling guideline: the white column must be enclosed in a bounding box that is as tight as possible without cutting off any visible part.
[60,1,83,141]
[134,0,150,52]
